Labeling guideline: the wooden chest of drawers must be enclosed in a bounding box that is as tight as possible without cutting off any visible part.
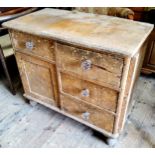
[3,8,153,145]
[142,28,155,74]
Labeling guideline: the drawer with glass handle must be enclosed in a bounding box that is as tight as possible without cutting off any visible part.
[60,94,115,133]
[10,30,55,62]
[55,42,124,91]
[59,72,118,112]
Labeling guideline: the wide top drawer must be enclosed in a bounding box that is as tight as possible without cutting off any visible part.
[10,30,55,62]
[56,43,124,90]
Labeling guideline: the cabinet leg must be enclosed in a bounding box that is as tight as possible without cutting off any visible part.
[141,68,153,75]
[29,100,38,107]
[24,98,29,103]
[92,130,118,147]
[106,137,118,147]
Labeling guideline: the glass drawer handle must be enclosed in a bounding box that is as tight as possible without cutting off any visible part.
[81,89,89,97]
[25,41,34,50]
[81,60,92,70]
[82,112,90,120]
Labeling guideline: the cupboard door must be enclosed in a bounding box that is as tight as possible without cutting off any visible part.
[15,52,58,106]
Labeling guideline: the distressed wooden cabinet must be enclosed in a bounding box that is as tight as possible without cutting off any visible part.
[3,8,153,145]
[142,28,155,74]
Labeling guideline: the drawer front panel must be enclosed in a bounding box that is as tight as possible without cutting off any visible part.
[10,30,55,61]
[60,94,114,133]
[56,43,123,90]
[60,72,118,112]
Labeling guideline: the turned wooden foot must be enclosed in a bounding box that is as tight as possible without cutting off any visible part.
[29,100,38,107]
[24,98,29,103]
[106,137,118,147]
[92,130,118,147]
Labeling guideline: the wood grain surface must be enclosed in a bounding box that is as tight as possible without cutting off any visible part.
[10,30,55,62]
[15,52,59,107]
[3,8,153,56]
[60,94,115,133]
[56,43,123,91]
[60,72,118,112]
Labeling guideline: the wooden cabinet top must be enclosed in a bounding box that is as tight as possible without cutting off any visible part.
[3,8,154,57]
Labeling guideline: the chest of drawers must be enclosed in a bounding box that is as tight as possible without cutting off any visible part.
[3,8,153,145]
[142,28,155,74]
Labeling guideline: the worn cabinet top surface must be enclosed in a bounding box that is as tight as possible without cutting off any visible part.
[3,8,154,56]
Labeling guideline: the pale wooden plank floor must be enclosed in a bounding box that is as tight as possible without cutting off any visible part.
[0,73,155,148]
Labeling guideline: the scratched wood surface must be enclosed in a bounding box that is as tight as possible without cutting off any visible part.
[56,42,123,91]
[60,72,118,112]
[60,94,115,133]
[15,52,59,107]
[0,72,155,148]
[3,8,154,56]
[10,30,56,62]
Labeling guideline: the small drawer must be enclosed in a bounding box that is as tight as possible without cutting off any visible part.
[60,72,118,112]
[56,43,123,90]
[10,30,55,62]
[60,94,115,133]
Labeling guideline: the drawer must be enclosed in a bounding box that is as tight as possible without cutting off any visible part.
[60,72,118,112]
[60,94,115,133]
[56,43,123,90]
[10,30,55,62]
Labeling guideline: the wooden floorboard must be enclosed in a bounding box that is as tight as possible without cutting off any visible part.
[0,74,155,148]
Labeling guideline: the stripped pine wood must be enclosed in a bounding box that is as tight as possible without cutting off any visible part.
[10,30,56,62]
[3,8,153,56]
[2,8,154,145]
[15,52,59,107]
[60,94,115,133]
[56,42,123,91]
[60,72,118,112]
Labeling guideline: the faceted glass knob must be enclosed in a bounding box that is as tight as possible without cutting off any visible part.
[81,89,89,97]
[82,112,90,120]
[25,41,34,50]
[81,60,92,70]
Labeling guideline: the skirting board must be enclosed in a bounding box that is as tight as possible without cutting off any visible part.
[23,94,119,139]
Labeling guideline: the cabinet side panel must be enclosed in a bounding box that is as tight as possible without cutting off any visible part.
[114,39,148,134]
